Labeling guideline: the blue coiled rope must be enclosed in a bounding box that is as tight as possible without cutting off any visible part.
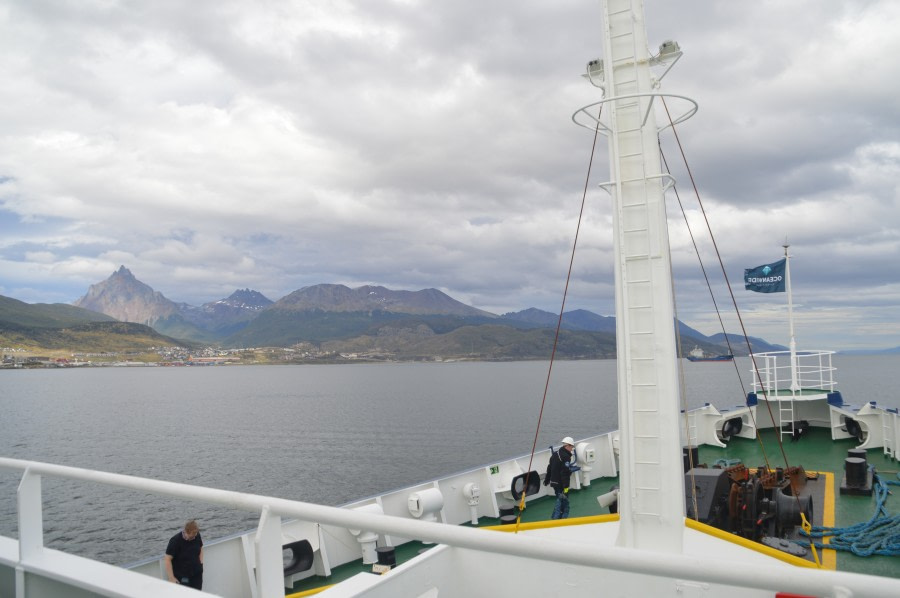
[800,469,900,557]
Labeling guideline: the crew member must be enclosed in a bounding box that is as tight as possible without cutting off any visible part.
[165,519,204,589]
[545,436,575,519]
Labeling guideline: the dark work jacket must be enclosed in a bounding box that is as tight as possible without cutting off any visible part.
[166,532,203,579]
[547,446,573,490]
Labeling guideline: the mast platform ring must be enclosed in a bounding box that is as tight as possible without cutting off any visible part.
[572,92,698,136]
[597,173,676,195]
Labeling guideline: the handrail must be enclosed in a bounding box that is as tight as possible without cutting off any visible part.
[750,350,836,394]
[2,457,899,596]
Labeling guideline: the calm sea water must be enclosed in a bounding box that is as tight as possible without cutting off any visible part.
[1,355,897,565]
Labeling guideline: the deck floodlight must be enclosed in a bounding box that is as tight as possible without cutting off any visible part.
[648,39,682,79]
[585,58,605,88]
[658,40,680,59]
[650,39,682,67]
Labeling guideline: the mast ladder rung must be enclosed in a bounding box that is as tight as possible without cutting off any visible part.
[608,7,634,18]
[633,512,664,520]
[622,222,650,231]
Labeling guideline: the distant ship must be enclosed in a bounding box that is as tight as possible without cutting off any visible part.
[686,346,734,362]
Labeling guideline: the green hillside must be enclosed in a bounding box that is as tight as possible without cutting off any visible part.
[314,322,617,360]
[152,313,223,343]
[0,295,188,354]
[0,320,186,352]
[223,309,496,347]
[392,324,618,360]
[0,295,116,328]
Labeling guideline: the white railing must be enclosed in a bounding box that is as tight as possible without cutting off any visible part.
[750,350,836,396]
[3,458,899,598]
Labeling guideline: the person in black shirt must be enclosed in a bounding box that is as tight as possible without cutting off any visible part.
[545,436,575,519]
[165,520,204,589]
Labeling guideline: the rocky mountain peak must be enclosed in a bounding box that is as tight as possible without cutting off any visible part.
[204,289,273,312]
[114,265,135,279]
[74,266,178,325]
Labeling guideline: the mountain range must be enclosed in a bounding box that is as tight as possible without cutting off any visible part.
[3,266,789,359]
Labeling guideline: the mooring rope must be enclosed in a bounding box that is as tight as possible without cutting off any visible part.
[800,470,900,557]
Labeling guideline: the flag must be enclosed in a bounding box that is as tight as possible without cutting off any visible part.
[744,258,786,293]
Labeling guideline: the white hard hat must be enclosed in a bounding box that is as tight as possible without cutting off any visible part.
[561,436,574,446]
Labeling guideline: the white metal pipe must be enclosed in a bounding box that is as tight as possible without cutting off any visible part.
[785,243,800,393]
[1,458,897,597]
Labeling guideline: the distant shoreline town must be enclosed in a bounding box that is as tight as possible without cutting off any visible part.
[1,345,496,369]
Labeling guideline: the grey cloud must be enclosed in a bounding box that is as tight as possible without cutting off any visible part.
[1,0,899,350]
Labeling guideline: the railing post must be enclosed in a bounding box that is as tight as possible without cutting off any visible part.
[254,506,283,598]
[17,469,43,560]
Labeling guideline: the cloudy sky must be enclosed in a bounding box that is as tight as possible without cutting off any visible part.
[1,0,898,350]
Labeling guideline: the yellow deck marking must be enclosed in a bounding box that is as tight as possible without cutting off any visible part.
[821,470,836,570]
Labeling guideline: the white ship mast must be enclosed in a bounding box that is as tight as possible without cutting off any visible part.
[576,0,693,553]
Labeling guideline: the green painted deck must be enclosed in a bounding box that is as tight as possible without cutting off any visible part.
[288,428,899,594]
[698,428,899,579]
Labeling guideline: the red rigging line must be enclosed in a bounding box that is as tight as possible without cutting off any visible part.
[517,105,604,526]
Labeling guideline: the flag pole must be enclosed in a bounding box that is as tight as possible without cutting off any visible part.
[784,242,799,392]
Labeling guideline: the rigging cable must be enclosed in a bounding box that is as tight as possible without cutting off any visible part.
[657,145,766,463]
[659,105,772,471]
[660,96,798,474]
[668,217,701,522]
[515,104,604,530]
[661,97,820,558]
